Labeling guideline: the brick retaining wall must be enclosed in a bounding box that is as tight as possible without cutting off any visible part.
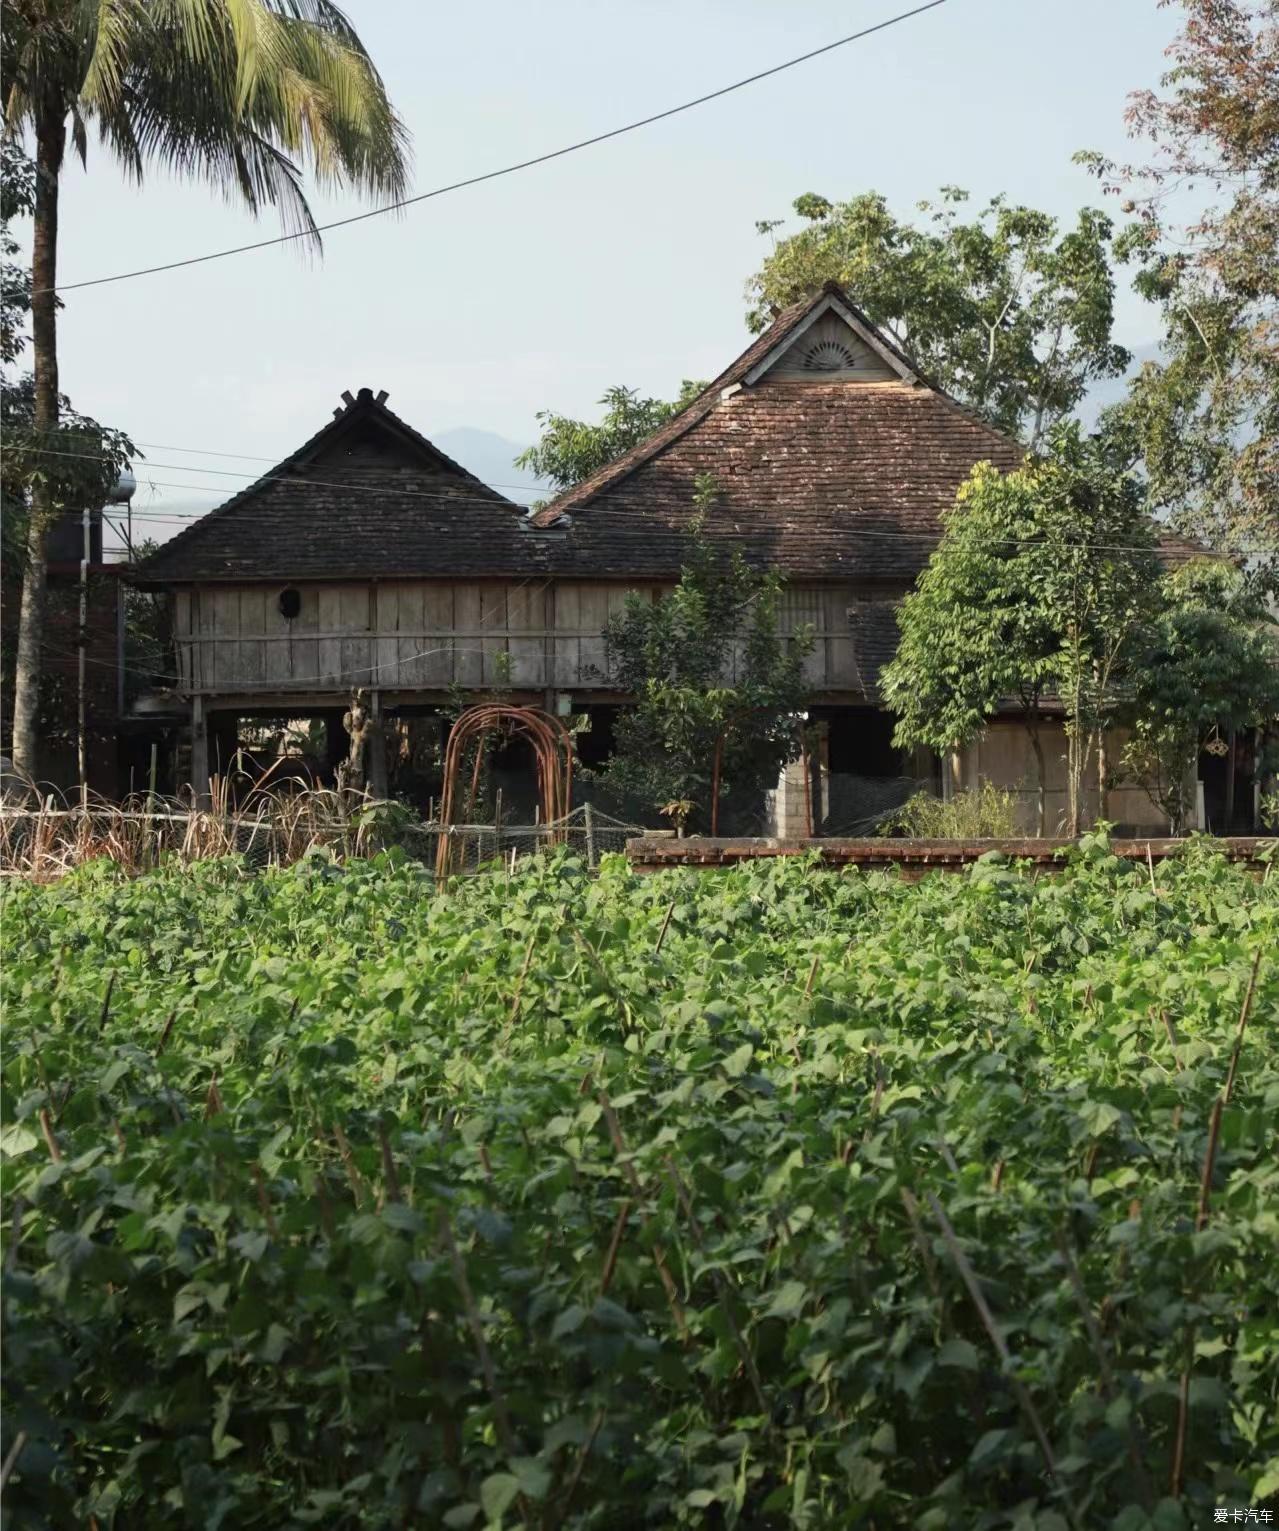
[626,836,1276,876]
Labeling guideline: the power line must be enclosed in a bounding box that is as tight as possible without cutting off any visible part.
[47,1,949,295]
[128,439,546,496]
[26,443,542,512]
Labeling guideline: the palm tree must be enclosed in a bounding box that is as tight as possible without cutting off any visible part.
[3,0,408,780]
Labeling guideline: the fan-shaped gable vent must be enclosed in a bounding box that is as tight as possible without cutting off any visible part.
[803,339,858,372]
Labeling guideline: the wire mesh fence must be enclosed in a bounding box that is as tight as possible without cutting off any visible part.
[0,796,645,882]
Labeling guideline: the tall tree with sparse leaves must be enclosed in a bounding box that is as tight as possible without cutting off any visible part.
[3,0,408,778]
[1078,0,1279,573]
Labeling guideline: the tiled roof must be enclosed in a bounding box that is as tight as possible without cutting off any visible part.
[533,379,1024,579]
[136,292,1211,589]
[134,388,531,585]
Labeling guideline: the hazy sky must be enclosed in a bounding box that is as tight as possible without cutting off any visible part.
[38,0,1182,550]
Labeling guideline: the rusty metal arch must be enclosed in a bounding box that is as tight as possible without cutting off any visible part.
[435,704,574,876]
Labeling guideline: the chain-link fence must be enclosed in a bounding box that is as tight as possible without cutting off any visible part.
[0,799,645,881]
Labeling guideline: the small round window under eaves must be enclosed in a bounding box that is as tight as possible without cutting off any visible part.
[278,587,302,620]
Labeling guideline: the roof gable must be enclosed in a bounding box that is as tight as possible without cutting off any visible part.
[531,282,942,528]
[742,291,919,385]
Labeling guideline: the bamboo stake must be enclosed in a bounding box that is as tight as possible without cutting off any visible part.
[98,972,115,1030]
[439,1210,520,1460]
[331,1122,368,1207]
[666,1159,771,1421]
[0,1431,27,1491]
[506,935,536,1026]
[1056,1231,1154,1509]
[599,1198,633,1298]
[5,1198,23,1272]
[927,1191,1081,1530]
[803,952,820,998]
[252,1165,279,1239]
[598,1092,688,1339]
[1222,947,1263,1106]
[38,1108,62,1163]
[557,1406,605,1524]
[1159,1008,1184,1070]
[654,900,676,954]
[154,1008,178,1056]
[378,1121,403,1203]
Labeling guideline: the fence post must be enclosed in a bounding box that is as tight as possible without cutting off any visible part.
[584,799,597,869]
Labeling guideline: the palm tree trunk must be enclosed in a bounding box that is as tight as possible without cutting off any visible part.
[10,99,65,781]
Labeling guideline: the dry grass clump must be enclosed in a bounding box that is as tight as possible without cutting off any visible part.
[0,764,404,882]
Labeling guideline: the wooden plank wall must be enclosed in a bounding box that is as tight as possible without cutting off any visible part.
[173,581,869,694]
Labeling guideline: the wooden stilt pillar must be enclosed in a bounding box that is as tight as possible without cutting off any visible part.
[369,690,388,799]
[190,695,209,807]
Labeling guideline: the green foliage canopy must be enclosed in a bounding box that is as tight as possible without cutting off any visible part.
[883,426,1163,834]
[516,381,704,494]
[1124,560,1279,829]
[746,189,1130,445]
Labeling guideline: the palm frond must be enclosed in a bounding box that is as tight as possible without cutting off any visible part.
[28,0,408,227]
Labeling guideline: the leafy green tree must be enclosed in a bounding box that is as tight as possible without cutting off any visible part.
[883,426,1162,836]
[516,381,704,494]
[881,460,1060,835]
[746,189,1130,445]
[3,0,408,779]
[597,478,812,833]
[1079,0,1278,572]
[1123,560,1279,832]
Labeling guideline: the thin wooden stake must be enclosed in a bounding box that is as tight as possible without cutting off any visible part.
[1145,842,1158,896]
[252,1164,279,1239]
[600,1197,633,1298]
[1056,1231,1154,1509]
[559,1406,605,1520]
[378,1121,403,1203]
[1195,1096,1224,1234]
[0,1431,27,1491]
[1222,947,1263,1106]
[803,952,820,998]
[598,1091,688,1339]
[898,1187,943,1305]
[154,1008,178,1056]
[331,1121,367,1207]
[666,1159,771,1422]
[1160,1008,1184,1071]
[315,1176,337,1239]
[506,935,536,1026]
[439,1210,519,1459]
[927,1190,1081,1530]
[654,900,675,955]
[5,1198,24,1271]
[98,972,116,1030]
[38,1108,62,1163]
